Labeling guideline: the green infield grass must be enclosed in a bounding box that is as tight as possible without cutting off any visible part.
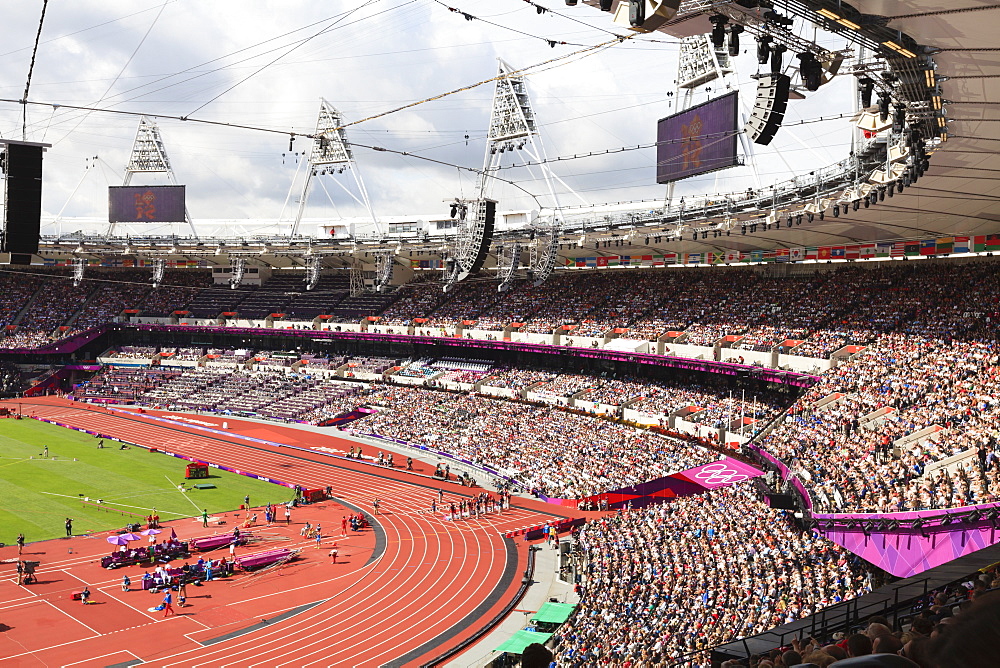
[0,418,293,546]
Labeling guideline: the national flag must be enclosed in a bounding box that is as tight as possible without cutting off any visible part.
[973,234,1000,252]
[904,241,921,256]
[641,255,653,266]
[773,248,790,262]
[653,254,666,266]
[805,247,819,260]
[574,258,586,267]
[619,256,630,266]
[596,257,609,267]
[789,247,805,261]
[860,244,876,258]
[830,247,846,259]
[686,253,703,265]
[818,247,832,260]
[920,239,937,256]
[606,256,620,267]
[750,250,765,263]
[845,245,861,260]
[935,237,954,254]
[725,250,743,263]
[664,253,678,265]
[585,257,597,267]
[954,237,970,253]
[876,243,893,258]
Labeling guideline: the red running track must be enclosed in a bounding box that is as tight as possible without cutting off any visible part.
[1,397,570,667]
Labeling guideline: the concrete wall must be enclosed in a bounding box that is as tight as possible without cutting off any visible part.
[669,343,715,360]
[778,353,832,373]
[721,348,771,366]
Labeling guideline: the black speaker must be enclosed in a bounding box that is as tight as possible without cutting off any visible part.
[745,74,790,146]
[2,142,44,256]
[467,199,495,274]
[766,493,798,510]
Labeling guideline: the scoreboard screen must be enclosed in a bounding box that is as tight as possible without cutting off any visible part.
[109,185,186,223]
[656,92,739,184]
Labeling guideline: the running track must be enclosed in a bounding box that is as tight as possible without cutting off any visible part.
[3,398,570,667]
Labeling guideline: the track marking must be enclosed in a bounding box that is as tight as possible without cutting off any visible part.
[44,599,103,635]
[62,648,142,666]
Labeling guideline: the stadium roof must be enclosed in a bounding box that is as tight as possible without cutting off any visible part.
[572,0,1000,259]
[23,1,1000,269]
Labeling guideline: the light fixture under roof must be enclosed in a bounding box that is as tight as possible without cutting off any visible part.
[816,8,860,31]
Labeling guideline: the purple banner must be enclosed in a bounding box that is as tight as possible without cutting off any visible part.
[109,185,186,223]
[656,91,739,184]
[673,458,766,490]
[820,522,1000,578]
[543,457,765,510]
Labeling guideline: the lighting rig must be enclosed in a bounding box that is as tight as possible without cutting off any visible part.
[305,255,322,291]
[72,257,86,287]
[373,250,395,293]
[443,59,566,292]
[230,257,246,289]
[151,258,166,288]
[496,241,521,293]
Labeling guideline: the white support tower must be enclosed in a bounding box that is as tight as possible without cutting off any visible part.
[444,59,568,291]
[291,99,378,238]
[112,116,197,238]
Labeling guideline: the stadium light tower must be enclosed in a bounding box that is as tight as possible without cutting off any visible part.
[112,116,197,239]
[444,59,569,292]
[290,100,379,238]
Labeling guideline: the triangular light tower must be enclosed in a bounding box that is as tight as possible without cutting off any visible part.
[444,59,570,291]
[291,99,379,237]
[112,116,197,238]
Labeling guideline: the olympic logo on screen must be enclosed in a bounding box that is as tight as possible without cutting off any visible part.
[693,462,750,485]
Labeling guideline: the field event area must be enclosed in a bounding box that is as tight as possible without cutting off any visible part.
[0,418,281,544]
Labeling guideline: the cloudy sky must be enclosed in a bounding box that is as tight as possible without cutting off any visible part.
[0,0,857,234]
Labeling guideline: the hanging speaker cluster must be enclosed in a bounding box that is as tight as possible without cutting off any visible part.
[745,74,790,146]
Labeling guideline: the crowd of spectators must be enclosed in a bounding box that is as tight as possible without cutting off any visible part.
[79,365,361,422]
[552,484,875,665]
[480,368,557,390]
[4,260,1000,514]
[760,332,1000,513]
[352,385,717,497]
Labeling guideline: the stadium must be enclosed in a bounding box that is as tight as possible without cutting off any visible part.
[0,1,998,667]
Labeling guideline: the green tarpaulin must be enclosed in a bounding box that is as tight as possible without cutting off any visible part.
[493,630,553,654]
[531,602,577,625]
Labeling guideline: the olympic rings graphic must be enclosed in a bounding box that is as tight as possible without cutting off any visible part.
[692,462,750,485]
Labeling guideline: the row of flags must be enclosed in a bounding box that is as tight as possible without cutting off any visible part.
[567,235,1000,267]
[42,258,208,268]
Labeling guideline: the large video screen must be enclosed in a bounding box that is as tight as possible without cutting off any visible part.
[109,185,186,223]
[656,91,739,184]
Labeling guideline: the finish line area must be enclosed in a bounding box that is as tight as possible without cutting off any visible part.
[0,397,570,667]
